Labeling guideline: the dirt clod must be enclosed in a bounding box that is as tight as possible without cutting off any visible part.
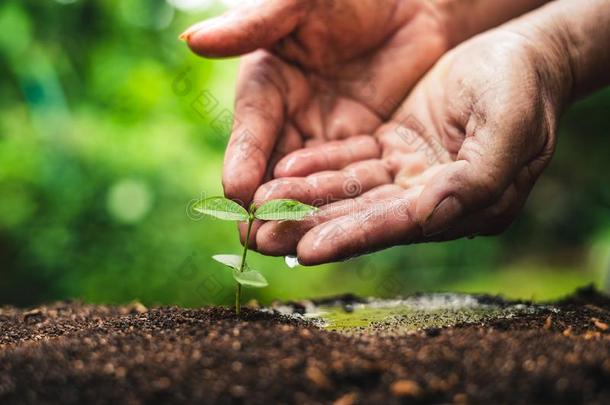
[390,380,421,397]
[22,310,44,325]
[544,315,553,330]
[306,365,333,390]
[592,318,609,331]
[333,392,358,405]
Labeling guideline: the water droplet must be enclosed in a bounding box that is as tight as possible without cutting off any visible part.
[284,255,300,269]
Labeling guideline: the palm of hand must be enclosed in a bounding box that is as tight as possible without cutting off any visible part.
[262,0,447,142]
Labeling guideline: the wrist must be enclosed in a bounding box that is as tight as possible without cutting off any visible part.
[436,0,551,48]
[507,0,610,103]
[506,20,575,118]
[435,0,480,47]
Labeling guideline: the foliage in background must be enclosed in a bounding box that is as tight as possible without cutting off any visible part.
[1,0,609,307]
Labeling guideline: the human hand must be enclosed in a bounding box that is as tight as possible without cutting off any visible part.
[182,0,450,205]
[252,22,574,264]
[181,0,552,250]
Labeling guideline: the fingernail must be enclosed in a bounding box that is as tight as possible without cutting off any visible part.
[178,26,195,41]
[423,196,462,237]
[178,21,206,41]
[178,27,197,42]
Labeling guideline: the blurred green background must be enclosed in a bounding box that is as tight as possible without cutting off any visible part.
[1,0,609,307]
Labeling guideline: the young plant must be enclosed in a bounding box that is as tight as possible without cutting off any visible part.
[193,197,317,315]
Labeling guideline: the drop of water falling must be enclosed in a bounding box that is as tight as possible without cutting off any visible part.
[284,255,300,269]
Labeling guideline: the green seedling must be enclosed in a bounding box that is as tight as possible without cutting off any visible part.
[193,197,317,315]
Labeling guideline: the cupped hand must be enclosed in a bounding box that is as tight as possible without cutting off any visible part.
[253,25,572,265]
[181,0,449,205]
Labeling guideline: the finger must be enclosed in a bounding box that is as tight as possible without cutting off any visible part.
[265,123,304,181]
[274,136,381,178]
[433,187,519,241]
[414,120,547,237]
[222,52,307,205]
[297,187,423,265]
[374,121,438,157]
[253,159,392,206]
[181,0,308,57]
[384,152,434,188]
[304,139,324,148]
[394,162,450,189]
[385,152,428,176]
[238,221,262,250]
[427,164,538,241]
[243,124,303,247]
[238,124,303,246]
[255,184,404,256]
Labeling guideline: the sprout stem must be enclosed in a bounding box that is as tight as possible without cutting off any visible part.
[240,218,254,273]
[235,217,254,315]
[235,283,241,316]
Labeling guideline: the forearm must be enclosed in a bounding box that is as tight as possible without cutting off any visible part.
[439,0,552,46]
[521,0,610,101]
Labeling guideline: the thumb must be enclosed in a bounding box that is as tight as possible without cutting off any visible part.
[414,135,530,237]
[180,0,308,57]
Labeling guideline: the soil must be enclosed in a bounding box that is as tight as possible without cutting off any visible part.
[1,285,609,404]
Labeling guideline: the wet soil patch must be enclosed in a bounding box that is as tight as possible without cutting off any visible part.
[1,286,609,404]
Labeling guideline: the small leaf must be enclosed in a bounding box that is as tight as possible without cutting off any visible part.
[254,199,317,221]
[232,269,268,288]
[193,197,249,221]
[212,254,243,270]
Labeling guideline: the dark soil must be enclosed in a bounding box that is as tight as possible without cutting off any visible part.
[1,286,610,404]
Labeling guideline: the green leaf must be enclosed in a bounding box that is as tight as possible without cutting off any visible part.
[254,199,317,221]
[232,269,268,288]
[212,254,243,270]
[192,197,249,221]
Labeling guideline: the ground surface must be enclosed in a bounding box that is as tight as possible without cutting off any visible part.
[1,286,610,404]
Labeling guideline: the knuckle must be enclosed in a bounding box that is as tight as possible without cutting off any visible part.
[469,167,504,203]
[239,52,286,96]
[480,165,502,191]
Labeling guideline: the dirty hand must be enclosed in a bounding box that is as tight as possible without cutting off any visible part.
[181,0,449,205]
[181,0,547,206]
[252,10,580,264]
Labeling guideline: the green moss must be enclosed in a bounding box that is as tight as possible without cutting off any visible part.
[321,307,403,330]
[317,295,541,335]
